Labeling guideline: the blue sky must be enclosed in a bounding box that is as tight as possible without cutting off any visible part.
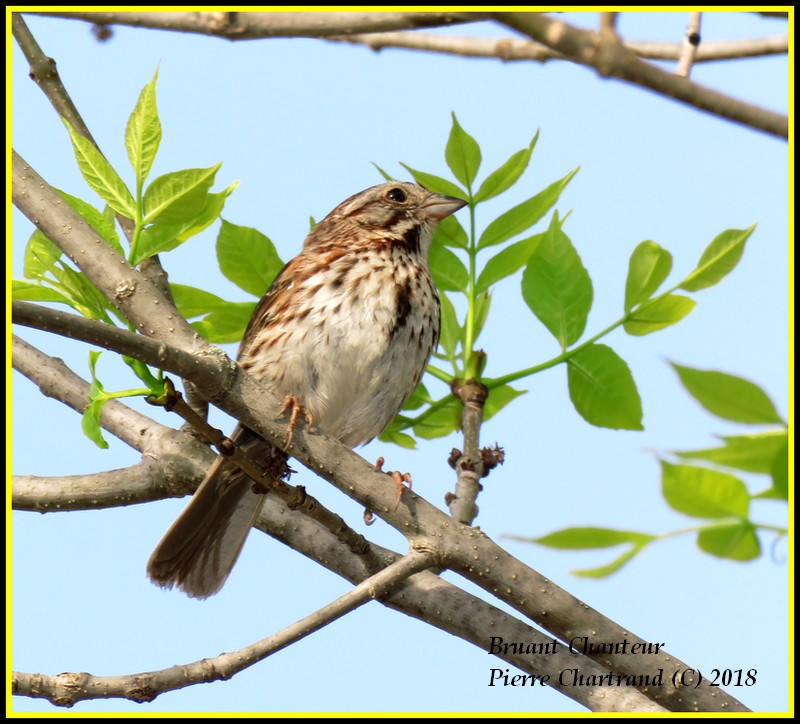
[11,11,789,714]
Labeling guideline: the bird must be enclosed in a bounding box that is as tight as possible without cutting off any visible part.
[147,181,467,598]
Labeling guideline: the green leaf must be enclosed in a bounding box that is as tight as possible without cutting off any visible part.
[125,67,162,185]
[484,384,525,421]
[476,232,543,293]
[81,398,109,449]
[526,527,654,550]
[661,461,749,519]
[697,523,760,561]
[770,438,789,499]
[573,545,648,578]
[399,164,465,199]
[430,242,468,292]
[56,190,123,255]
[680,225,755,292]
[372,163,396,182]
[133,183,237,264]
[624,240,672,312]
[23,230,62,279]
[401,382,432,411]
[670,363,784,424]
[567,344,643,430]
[51,265,112,320]
[623,294,696,336]
[378,427,417,449]
[438,292,460,359]
[412,398,461,440]
[521,213,593,349]
[62,118,135,218]
[190,302,257,344]
[432,214,468,249]
[82,351,108,448]
[169,283,229,318]
[142,164,222,225]
[216,219,284,297]
[11,279,73,305]
[674,430,788,474]
[102,204,116,229]
[445,112,481,189]
[474,131,539,203]
[478,166,578,249]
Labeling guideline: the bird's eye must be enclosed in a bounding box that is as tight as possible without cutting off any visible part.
[386,187,407,203]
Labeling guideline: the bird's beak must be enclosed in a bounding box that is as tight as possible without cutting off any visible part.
[421,192,468,220]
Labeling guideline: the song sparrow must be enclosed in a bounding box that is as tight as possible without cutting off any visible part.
[147,182,466,598]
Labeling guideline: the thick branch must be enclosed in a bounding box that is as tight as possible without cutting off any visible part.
[448,379,487,525]
[30,11,490,38]
[12,333,177,454]
[14,463,167,512]
[12,301,205,380]
[497,12,787,140]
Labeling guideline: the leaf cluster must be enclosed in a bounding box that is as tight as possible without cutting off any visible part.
[376,113,756,445]
[520,366,787,576]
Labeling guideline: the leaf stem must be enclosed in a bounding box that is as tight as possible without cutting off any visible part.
[463,200,478,377]
[486,280,687,390]
[487,314,628,389]
[426,363,452,384]
[400,392,455,428]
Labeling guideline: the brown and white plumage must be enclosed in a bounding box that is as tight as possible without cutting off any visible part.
[147,182,466,598]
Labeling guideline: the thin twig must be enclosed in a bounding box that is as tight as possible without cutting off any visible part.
[599,12,619,33]
[12,550,437,706]
[331,30,787,63]
[12,13,96,144]
[676,12,702,78]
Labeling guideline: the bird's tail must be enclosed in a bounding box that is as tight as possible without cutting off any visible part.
[147,425,286,599]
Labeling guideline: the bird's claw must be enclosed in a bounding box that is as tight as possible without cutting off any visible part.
[277,395,313,449]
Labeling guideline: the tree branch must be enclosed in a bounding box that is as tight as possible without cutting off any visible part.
[11,301,749,711]
[447,379,487,525]
[29,10,490,38]
[496,12,787,140]
[12,13,97,146]
[675,12,702,78]
[14,463,165,512]
[12,301,205,380]
[11,130,750,714]
[11,333,182,456]
[12,550,438,706]
[335,30,563,62]
[12,338,664,711]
